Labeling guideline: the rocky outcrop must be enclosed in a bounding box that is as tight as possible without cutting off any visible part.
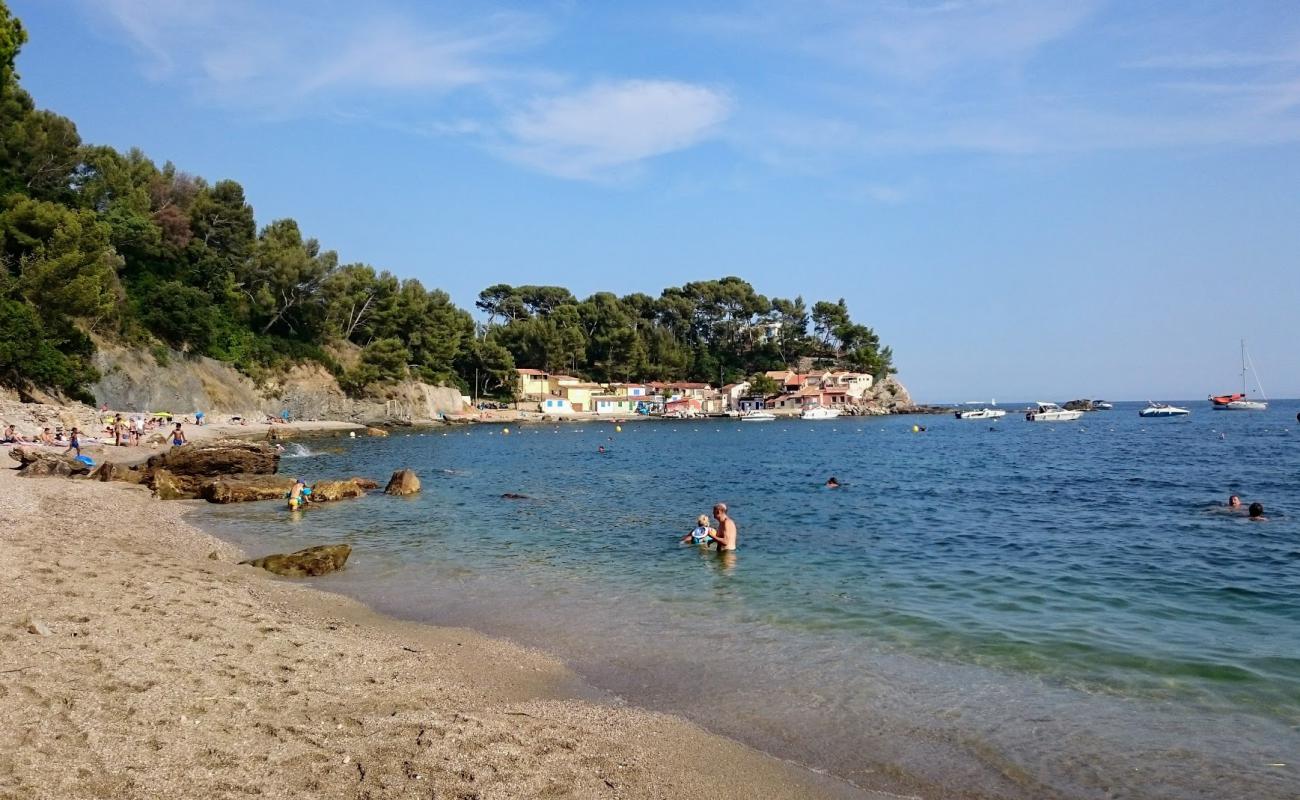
[150,468,189,500]
[146,439,279,481]
[9,448,90,478]
[201,475,296,504]
[842,376,916,415]
[384,468,420,496]
[364,427,388,437]
[240,544,352,577]
[351,477,380,490]
[310,479,369,502]
[1064,399,1100,412]
[89,461,145,484]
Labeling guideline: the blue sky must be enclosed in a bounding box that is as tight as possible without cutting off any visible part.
[11,0,1300,401]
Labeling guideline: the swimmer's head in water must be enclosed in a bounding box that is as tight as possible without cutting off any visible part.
[697,514,709,527]
[1229,495,1241,507]
[1249,502,1264,518]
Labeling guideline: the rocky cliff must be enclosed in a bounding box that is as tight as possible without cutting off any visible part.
[87,342,465,424]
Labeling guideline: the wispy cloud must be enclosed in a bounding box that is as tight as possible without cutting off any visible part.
[93,0,547,111]
[498,81,733,180]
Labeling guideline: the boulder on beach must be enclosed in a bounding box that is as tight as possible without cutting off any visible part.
[201,474,296,504]
[240,544,352,577]
[151,468,190,500]
[145,439,280,481]
[384,468,420,496]
[9,448,91,478]
[89,461,145,484]
[311,478,369,502]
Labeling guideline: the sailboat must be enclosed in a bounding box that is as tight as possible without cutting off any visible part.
[1210,340,1268,411]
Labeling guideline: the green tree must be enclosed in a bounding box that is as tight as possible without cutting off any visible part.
[240,218,334,335]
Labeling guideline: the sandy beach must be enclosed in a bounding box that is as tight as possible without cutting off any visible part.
[0,461,877,800]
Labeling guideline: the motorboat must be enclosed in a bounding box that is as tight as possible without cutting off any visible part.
[1211,340,1268,411]
[1093,401,1114,410]
[800,405,841,420]
[1139,402,1190,418]
[1025,402,1083,422]
[740,410,776,422]
[955,407,1006,420]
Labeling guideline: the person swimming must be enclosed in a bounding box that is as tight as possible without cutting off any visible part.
[1228,495,1242,508]
[826,476,841,489]
[681,514,715,546]
[1248,502,1267,521]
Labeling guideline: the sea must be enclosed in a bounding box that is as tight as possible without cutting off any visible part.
[196,400,1300,800]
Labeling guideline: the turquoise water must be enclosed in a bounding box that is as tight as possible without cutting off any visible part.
[199,402,1300,799]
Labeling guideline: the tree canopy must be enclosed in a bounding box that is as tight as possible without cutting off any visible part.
[0,1,893,402]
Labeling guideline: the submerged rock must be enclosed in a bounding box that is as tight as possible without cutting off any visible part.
[10,448,90,478]
[311,478,368,502]
[202,474,296,504]
[384,468,420,496]
[501,492,529,500]
[364,427,388,437]
[241,544,352,577]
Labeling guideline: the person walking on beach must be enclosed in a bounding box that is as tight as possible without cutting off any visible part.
[113,414,124,447]
[709,503,738,551]
[170,422,187,447]
[64,427,81,458]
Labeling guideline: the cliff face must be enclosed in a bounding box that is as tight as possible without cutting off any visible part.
[851,376,915,414]
[88,343,464,424]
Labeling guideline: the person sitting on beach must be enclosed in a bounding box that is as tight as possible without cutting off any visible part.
[1,424,24,444]
[65,427,81,457]
[681,514,716,546]
[1227,495,1242,509]
[170,423,187,447]
[194,410,205,426]
[826,476,841,489]
[709,502,738,551]
[1248,502,1267,522]
[38,427,54,446]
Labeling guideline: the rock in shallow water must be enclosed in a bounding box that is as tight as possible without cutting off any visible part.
[311,479,369,502]
[240,544,352,577]
[151,468,190,500]
[202,474,296,504]
[384,468,420,496]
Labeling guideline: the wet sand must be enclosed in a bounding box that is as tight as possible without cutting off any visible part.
[0,463,879,799]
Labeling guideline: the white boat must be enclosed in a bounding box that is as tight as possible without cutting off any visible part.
[1210,340,1268,411]
[1025,402,1083,422]
[955,407,1006,420]
[800,405,841,420]
[740,410,776,422]
[1093,401,1114,410]
[1139,402,1190,418]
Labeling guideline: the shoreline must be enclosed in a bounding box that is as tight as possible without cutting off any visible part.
[0,462,882,799]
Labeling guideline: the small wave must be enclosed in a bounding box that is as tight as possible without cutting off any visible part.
[280,443,317,458]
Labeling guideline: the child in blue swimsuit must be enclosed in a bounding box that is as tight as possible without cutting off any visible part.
[680,514,716,546]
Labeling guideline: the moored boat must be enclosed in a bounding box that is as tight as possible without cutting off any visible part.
[1211,341,1268,411]
[1025,402,1083,422]
[800,405,841,420]
[1139,402,1190,418]
[740,410,776,422]
[955,407,1006,420]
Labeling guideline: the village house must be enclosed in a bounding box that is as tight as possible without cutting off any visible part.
[593,395,639,415]
[720,381,751,411]
[539,397,576,414]
[557,382,603,412]
[515,368,550,399]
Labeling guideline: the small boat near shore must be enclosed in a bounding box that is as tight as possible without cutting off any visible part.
[1139,402,1190,418]
[955,407,1006,420]
[740,410,776,422]
[800,405,841,420]
[1026,402,1083,422]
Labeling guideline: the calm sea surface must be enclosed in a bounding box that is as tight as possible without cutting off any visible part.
[196,401,1300,799]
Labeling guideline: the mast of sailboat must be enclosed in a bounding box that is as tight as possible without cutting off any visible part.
[1244,340,1267,400]
[1241,339,1247,396]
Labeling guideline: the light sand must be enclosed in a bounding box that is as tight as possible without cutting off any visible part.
[0,464,884,800]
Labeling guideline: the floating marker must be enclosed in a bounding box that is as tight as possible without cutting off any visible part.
[615,425,622,432]
[502,427,510,435]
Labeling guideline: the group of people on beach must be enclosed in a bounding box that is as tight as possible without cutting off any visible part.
[680,503,738,551]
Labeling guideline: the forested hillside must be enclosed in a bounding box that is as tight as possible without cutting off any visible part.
[0,2,892,404]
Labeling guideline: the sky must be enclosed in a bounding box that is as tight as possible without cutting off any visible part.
[10,0,1300,402]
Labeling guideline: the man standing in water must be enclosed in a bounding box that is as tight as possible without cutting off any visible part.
[710,502,738,551]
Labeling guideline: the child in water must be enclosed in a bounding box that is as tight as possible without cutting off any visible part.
[287,479,312,511]
[681,514,716,546]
